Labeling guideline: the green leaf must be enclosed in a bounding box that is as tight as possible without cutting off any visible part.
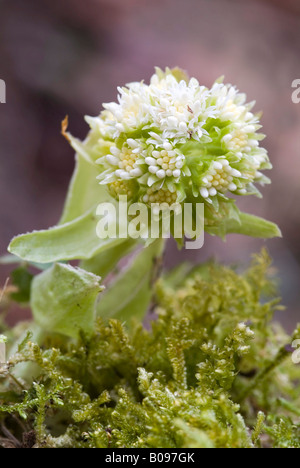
[97,239,165,323]
[10,266,33,304]
[7,132,126,265]
[206,212,281,239]
[8,207,125,264]
[60,136,111,224]
[31,263,103,338]
[80,239,138,278]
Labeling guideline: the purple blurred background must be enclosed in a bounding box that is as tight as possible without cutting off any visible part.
[0,0,299,329]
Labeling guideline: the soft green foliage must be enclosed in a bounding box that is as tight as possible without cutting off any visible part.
[31,263,103,339]
[7,128,127,265]
[205,211,281,239]
[0,252,299,448]
[8,208,125,264]
[10,266,33,304]
[97,239,164,322]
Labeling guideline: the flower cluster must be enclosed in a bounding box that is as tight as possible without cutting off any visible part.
[86,68,271,215]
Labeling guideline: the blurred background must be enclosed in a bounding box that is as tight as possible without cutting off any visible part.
[0,0,299,329]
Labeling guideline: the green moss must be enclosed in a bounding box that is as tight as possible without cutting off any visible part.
[0,250,299,448]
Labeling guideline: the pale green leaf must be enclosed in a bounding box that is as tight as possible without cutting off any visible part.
[205,212,281,239]
[8,207,124,263]
[80,238,138,278]
[7,130,123,264]
[97,239,164,323]
[60,138,111,225]
[31,263,103,338]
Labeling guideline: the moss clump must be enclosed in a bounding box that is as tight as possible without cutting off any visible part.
[0,250,300,448]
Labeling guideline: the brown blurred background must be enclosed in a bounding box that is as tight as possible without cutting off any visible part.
[0,0,299,329]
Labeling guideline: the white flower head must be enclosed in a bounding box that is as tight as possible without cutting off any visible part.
[85,68,271,211]
[148,73,215,142]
